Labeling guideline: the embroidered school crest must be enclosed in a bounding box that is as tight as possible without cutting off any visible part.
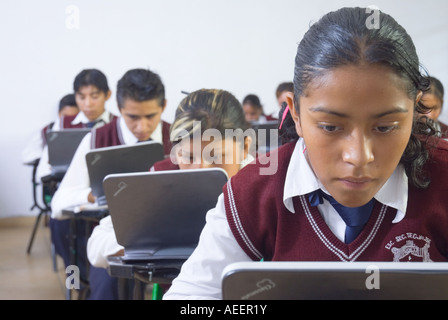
[385,233,432,262]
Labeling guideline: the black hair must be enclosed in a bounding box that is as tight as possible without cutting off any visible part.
[58,93,77,112]
[275,82,294,98]
[242,94,263,111]
[279,6,435,188]
[427,76,444,104]
[116,68,165,110]
[73,69,110,95]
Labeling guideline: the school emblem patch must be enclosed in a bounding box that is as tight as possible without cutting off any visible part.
[385,233,432,262]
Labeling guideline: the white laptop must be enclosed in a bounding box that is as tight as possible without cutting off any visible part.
[46,129,91,179]
[86,141,164,206]
[221,261,448,300]
[103,168,228,262]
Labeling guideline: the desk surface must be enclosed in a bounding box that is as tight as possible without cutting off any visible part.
[107,256,185,284]
[62,205,109,220]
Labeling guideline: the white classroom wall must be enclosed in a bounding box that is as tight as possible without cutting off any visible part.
[1,0,447,218]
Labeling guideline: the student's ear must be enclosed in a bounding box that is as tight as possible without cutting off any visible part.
[161,99,167,112]
[285,92,303,137]
[105,90,112,101]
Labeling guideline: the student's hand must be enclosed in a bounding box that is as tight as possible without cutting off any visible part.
[87,192,96,203]
[112,249,125,257]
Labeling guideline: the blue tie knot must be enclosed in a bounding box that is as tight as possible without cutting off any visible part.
[308,189,374,243]
[86,119,104,128]
[86,121,97,128]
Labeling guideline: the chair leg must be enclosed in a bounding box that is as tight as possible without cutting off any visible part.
[51,242,58,272]
[66,287,72,300]
[78,284,90,300]
[151,283,164,300]
[26,209,46,254]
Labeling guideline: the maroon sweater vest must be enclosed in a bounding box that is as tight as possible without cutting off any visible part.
[60,115,84,129]
[224,140,448,262]
[41,122,54,144]
[152,158,180,171]
[91,117,172,156]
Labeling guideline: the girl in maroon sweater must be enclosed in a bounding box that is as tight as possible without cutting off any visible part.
[87,88,254,299]
[164,7,448,300]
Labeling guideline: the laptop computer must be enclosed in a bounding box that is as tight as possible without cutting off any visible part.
[46,129,91,179]
[86,141,164,206]
[221,261,448,300]
[250,120,281,154]
[103,168,228,262]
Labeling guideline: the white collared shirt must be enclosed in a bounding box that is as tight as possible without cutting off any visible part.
[163,139,409,300]
[118,116,163,145]
[70,110,112,127]
[50,116,162,219]
[283,138,407,236]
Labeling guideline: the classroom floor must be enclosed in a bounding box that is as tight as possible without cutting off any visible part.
[0,215,156,300]
[0,215,66,300]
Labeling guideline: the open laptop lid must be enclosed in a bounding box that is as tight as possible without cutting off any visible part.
[103,168,228,261]
[86,141,164,204]
[221,261,448,300]
[46,129,91,176]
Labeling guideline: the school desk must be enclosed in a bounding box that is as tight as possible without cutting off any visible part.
[107,256,185,300]
[62,206,109,300]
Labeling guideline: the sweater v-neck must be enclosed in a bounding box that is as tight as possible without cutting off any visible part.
[299,195,392,261]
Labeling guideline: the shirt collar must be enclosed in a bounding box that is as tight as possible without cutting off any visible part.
[257,115,267,123]
[71,110,111,126]
[241,153,255,169]
[118,117,163,145]
[283,139,407,222]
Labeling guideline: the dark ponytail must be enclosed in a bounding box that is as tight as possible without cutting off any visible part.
[278,102,298,144]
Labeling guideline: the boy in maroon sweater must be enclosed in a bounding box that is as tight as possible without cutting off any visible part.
[50,68,172,299]
[164,7,448,300]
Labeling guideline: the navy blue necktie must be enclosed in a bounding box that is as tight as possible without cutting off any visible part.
[86,119,105,128]
[308,190,374,243]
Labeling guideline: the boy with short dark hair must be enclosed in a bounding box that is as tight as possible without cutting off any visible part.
[50,68,172,299]
[36,69,116,179]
